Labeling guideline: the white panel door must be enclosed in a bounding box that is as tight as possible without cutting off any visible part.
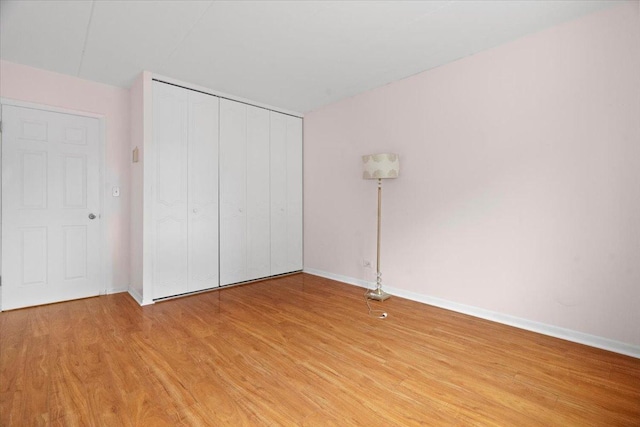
[246,106,271,280]
[270,112,303,275]
[152,82,189,299]
[187,90,219,292]
[1,105,101,310]
[220,100,271,285]
[285,116,303,272]
[219,99,248,285]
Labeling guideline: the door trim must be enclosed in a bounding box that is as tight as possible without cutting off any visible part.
[0,97,107,311]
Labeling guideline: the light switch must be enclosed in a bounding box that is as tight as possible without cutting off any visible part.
[112,186,120,197]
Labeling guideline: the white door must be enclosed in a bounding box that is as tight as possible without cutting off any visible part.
[187,90,219,293]
[245,105,271,280]
[152,81,219,299]
[220,99,248,285]
[219,99,270,286]
[1,105,102,310]
[270,112,303,275]
[152,82,189,298]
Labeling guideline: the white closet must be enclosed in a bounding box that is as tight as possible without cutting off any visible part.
[152,82,220,299]
[136,78,303,303]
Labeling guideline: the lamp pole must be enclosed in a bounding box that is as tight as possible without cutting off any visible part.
[367,177,390,301]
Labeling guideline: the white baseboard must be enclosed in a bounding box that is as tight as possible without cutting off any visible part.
[303,268,640,359]
[127,286,151,306]
[106,286,128,295]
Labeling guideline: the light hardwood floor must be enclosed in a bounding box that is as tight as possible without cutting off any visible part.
[1,273,638,426]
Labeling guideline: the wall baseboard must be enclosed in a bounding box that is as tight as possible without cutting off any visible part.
[127,287,151,306]
[106,287,128,295]
[303,268,640,359]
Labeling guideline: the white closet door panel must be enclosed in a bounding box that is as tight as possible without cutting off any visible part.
[154,218,188,297]
[285,116,303,272]
[220,99,248,285]
[188,91,220,292]
[269,112,289,275]
[153,81,189,298]
[270,112,303,275]
[246,106,271,279]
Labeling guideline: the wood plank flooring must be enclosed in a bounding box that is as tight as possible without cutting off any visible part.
[1,273,639,426]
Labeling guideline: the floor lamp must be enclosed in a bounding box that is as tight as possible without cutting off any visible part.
[362,153,399,301]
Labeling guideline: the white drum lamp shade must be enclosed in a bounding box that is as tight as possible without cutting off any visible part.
[362,153,400,179]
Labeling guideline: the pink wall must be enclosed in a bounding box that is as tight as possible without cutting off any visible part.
[0,60,131,292]
[304,3,640,347]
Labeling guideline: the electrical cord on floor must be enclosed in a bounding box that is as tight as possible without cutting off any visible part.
[364,288,388,319]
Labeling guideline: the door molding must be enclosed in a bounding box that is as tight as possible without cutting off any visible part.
[0,97,107,310]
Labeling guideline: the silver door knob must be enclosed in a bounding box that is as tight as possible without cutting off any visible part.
[88,213,97,220]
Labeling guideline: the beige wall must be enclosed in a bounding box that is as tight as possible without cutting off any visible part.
[303,3,640,349]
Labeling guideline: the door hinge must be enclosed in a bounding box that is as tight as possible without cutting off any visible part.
[0,120,3,133]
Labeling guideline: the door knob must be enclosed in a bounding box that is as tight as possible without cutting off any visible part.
[88,213,97,220]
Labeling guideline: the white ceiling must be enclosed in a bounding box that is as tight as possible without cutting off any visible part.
[0,0,622,113]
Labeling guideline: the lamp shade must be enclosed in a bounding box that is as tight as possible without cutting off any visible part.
[362,153,400,179]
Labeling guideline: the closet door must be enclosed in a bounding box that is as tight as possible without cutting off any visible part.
[270,112,303,275]
[220,99,270,285]
[220,100,247,285]
[187,91,220,292]
[246,106,271,280]
[152,82,189,298]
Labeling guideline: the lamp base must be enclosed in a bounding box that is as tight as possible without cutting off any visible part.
[365,288,391,301]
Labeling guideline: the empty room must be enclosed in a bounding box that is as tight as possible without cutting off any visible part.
[0,0,639,425]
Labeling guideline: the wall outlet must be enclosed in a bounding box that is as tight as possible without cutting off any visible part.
[363,259,372,268]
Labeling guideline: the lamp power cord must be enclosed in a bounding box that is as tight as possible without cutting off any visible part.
[364,288,388,319]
